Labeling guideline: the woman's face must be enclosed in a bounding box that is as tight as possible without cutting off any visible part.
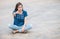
[17,5,23,11]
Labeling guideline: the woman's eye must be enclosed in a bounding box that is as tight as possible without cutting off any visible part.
[18,7,22,8]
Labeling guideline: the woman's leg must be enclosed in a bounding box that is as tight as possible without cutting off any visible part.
[9,25,20,30]
[9,25,22,33]
[9,24,32,33]
[24,24,32,30]
[18,24,32,32]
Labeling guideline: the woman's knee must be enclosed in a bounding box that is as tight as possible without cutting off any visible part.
[9,25,15,29]
[9,25,19,30]
[25,24,32,30]
[26,24,32,27]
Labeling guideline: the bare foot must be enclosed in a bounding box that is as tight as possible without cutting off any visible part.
[12,30,19,34]
[21,30,28,33]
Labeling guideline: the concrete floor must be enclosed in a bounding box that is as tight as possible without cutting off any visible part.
[0,0,60,39]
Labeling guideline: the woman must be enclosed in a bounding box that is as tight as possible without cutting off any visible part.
[9,2,32,33]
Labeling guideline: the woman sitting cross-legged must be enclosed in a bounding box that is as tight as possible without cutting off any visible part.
[9,2,32,34]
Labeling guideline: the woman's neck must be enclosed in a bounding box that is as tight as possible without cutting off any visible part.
[17,10,22,14]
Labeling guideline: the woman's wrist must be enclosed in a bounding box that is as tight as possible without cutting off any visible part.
[24,24,27,26]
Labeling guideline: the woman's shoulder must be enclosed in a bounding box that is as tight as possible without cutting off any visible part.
[23,10,27,12]
[23,10,27,14]
[12,10,18,14]
[23,10,28,17]
[12,10,16,13]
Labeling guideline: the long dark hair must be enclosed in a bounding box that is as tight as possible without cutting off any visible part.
[14,2,23,12]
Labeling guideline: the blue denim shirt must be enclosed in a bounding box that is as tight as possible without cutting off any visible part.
[13,10,28,26]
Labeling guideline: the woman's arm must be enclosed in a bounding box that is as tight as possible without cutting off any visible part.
[24,17,28,26]
[22,17,28,32]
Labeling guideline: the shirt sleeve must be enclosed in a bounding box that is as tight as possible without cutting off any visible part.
[24,11,28,17]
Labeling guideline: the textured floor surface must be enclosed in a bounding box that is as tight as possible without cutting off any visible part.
[0,0,60,39]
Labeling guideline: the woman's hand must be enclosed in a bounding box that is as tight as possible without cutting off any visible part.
[22,27,25,32]
[12,12,16,17]
[22,25,25,32]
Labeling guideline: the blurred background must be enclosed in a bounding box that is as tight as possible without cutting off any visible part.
[0,0,60,39]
